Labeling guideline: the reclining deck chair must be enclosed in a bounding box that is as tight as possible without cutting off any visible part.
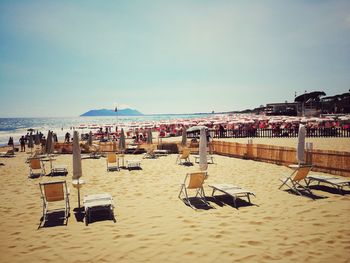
[143,145,156,159]
[29,158,46,178]
[39,180,70,225]
[176,148,191,165]
[208,184,255,208]
[0,149,15,158]
[279,165,313,197]
[307,174,350,194]
[106,153,119,171]
[178,172,209,209]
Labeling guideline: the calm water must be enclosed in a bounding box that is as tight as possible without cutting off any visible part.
[0,115,207,146]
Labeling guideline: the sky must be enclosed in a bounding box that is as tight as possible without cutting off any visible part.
[0,0,350,117]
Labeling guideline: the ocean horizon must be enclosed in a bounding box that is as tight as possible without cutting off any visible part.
[0,114,212,146]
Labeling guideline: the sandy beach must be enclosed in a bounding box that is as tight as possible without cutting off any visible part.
[0,138,349,263]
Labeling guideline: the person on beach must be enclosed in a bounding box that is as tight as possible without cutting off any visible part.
[8,137,14,148]
[19,136,26,152]
[65,132,70,143]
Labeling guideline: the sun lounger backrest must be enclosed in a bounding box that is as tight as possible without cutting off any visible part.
[43,182,65,202]
[187,172,205,189]
[181,148,191,158]
[293,167,310,182]
[30,159,41,169]
[107,153,116,163]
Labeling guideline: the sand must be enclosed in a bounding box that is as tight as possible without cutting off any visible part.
[0,139,349,263]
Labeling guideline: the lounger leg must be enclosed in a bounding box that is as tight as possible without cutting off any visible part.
[279,178,290,189]
[232,197,237,208]
[178,185,185,199]
[247,194,251,204]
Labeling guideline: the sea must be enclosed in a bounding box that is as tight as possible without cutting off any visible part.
[0,114,209,146]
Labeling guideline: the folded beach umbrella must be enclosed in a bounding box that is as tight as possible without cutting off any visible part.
[73,131,82,180]
[45,131,51,154]
[119,128,126,152]
[199,127,208,171]
[72,131,84,208]
[35,131,40,145]
[28,132,34,153]
[297,124,306,165]
[181,128,187,146]
[147,129,153,144]
[46,131,55,155]
[88,131,93,146]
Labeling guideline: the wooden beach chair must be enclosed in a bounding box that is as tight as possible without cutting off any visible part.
[143,145,156,159]
[208,184,255,208]
[279,165,313,197]
[39,180,70,225]
[106,153,119,172]
[307,174,350,194]
[176,148,191,165]
[178,172,209,209]
[29,158,46,178]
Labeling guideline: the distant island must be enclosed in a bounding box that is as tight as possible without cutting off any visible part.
[80,108,143,117]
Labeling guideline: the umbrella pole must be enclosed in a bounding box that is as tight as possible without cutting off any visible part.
[77,187,81,208]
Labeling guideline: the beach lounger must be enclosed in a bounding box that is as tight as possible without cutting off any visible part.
[307,174,350,194]
[154,149,169,156]
[51,164,68,176]
[178,172,209,209]
[176,148,191,165]
[279,165,313,197]
[208,184,255,208]
[193,154,215,164]
[0,149,15,158]
[29,158,46,178]
[83,193,115,226]
[106,153,119,171]
[39,180,70,225]
[126,160,141,170]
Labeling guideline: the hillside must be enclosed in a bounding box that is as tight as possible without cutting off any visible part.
[80,108,143,116]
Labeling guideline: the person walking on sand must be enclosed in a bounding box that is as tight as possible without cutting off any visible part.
[19,136,26,152]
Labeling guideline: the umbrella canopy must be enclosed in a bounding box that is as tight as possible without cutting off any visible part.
[28,132,34,149]
[181,128,187,146]
[187,125,208,132]
[72,131,82,180]
[119,128,126,152]
[297,124,306,165]
[88,131,93,146]
[199,127,208,171]
[147,129,153,144]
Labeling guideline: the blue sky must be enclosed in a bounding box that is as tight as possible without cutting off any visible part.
[0,0,349,117]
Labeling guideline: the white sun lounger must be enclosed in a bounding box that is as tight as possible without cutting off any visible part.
[208,183,255,208]
[193,155,215,164]
[307,174,350,194]
[127,160,141,169]
[83,193,115,226]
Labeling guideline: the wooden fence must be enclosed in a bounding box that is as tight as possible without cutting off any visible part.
[211,141,350,177]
